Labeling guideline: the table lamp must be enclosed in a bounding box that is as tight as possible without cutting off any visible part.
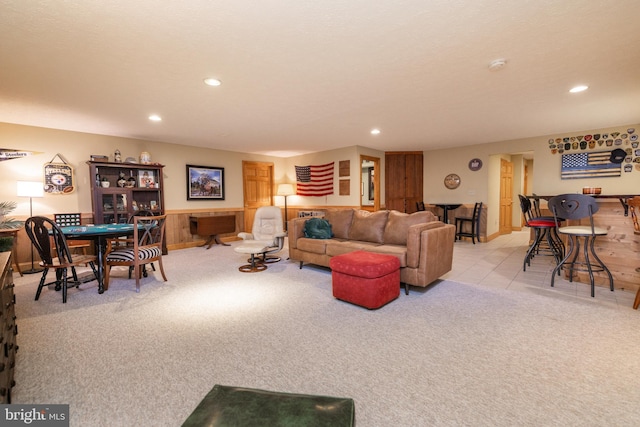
[17,180,44,274]
[276,183,295,231]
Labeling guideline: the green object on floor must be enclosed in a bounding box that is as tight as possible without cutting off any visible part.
[182,385,355,427]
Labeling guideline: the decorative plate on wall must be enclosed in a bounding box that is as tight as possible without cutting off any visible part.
[468,158,482,171]
[444,173,461,189]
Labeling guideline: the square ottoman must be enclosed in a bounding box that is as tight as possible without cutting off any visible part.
[182,385,355,427]
[329,250,400,309]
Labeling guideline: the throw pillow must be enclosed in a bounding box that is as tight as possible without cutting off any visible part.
[303,218,334,239]
[348,210,389,243]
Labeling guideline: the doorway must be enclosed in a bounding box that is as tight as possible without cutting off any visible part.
[242,161,274,232]
[360,155,380,211]
[499,158,513,235]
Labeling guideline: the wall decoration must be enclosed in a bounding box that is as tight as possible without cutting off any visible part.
[295,162,334,196]
[339,179,350,196]
[43,153,75,194]
[0,148,42,161]
[560,151,620,179]
[550,127,639,173]
[186,164,225,200]
[468,158,483,171]
[339,160,350,177]
[444,173,461,189]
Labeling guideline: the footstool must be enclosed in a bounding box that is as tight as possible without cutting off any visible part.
[182,385,355,427]
[329,250,400,309]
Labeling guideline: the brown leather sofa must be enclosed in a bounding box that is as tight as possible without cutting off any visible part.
[288,209,455,293]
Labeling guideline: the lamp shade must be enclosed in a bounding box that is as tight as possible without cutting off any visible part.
[276,183,295,196]
[17,181,44,198]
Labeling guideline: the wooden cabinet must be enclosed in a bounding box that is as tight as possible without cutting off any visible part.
[385,152,423,213]
[0,252,18,403]
[88,162,165,224]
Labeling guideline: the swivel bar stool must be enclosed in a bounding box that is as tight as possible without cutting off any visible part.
[548,194,613,297]
[518,195,563,271]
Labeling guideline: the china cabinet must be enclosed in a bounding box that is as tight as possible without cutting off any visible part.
[87,162,165,224]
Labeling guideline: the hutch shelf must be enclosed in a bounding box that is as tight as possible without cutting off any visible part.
[87,161,165,224]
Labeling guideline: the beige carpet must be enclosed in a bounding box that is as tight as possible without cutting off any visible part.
[11,242,640,426]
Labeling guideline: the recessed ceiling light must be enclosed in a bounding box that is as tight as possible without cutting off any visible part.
[371,128,381,135]
[569,85,588,93]
[204,78,222,86]
[149,115,162,122]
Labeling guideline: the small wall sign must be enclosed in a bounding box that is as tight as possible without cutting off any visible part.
[44,153,75,194]
[468,158,483,171]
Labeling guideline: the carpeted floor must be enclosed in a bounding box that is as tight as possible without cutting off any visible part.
[10,241,640,426]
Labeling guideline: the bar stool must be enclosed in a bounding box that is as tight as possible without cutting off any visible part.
[518,195,563,271]
[455,202,482,244]
[548,194,613,297]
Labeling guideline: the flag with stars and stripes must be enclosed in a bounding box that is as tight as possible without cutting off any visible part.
[295,162,334,196]
[561,151,620,179]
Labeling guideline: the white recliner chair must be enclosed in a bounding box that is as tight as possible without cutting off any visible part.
[237,206,287,264]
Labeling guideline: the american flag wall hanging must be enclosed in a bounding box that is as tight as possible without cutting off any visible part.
[295,162,334,196]
[560,151,621,179]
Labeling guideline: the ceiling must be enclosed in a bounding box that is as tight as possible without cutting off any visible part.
[2,1,639,158]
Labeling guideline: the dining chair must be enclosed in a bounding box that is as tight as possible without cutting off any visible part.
[518,195,563,271]
[104,214,167,292]
[25,216,100,303]
[53,213,91,257]
[455,202,482,244]
[628,196,640,309]
[548,194,613,297]
[107,210,157,279]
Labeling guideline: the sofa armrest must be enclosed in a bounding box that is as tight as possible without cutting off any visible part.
[406,221,444,267]
[407,222,455,285]
[288,217,308,249]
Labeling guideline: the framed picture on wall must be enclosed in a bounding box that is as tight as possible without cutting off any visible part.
[186,164,225,200]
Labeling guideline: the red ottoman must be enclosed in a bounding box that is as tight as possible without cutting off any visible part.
[329,250,400,309]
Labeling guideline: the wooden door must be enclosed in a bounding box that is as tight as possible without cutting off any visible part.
[404,153,423,214]
[385,153,406,212]
[385,152,423,213]
[499,158,513,234]
[242,161,274,232]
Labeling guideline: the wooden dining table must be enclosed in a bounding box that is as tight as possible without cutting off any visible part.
[60,224,140,293]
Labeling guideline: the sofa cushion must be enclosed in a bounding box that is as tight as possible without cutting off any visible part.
[383,210,438,245]
[324,209,354,239]
[297,237,329,254]
[303,218,333,239]
[348,210,389,243]
[326,240,381,257]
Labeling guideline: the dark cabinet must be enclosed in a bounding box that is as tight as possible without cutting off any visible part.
[385,152,423,213]
[0,252,17,403]
[87,162,165,224]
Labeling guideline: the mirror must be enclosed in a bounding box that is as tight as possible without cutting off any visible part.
[360,155,380,211]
